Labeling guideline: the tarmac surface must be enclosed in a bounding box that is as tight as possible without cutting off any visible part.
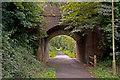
[46,50,92,78]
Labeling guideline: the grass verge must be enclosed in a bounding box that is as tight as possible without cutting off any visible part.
[88,64,120,79]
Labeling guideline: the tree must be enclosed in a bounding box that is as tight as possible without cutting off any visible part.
[60,2,101,33]
[60,2,120,65]
[2,2,49,77]
[98,2,120,66]
[49,35,76,57]
[2,2,46,55]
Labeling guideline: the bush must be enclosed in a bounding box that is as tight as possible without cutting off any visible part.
[89,67,119,78]
[49,35,76,58]
[98,60,112,67]
[2,2,55,78]
[68,53,76,58]
[117,70,120,78]
[2,32,55,78]
[49,51,57,58]
[62,50,76,58]
[89,61,120,79]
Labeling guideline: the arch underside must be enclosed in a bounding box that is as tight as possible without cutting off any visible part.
[37,24,102,64]
[37,3,102,64]
[44,25,88,63]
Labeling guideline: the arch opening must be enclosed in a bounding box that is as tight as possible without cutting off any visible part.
[49,35,76,58]
[43,25,89,63]
[36,3,103,64]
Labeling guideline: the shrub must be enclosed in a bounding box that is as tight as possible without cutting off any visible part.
[90,67,119,78]
[2,31,55,78]
[49,51,57,58]
[62,50,76,58]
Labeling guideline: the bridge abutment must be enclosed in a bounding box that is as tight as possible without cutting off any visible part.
[37,3,102,64]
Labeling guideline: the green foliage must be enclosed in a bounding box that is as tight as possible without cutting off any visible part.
[62,50,76,58]
[89,59,120,79]
[2,2,45,29]
[49,51,57,58]
[60,2,101,33]
[90,67,119,78]
[2,31,55,78]
[97,2,120,65]
[68,53,76,58]
[89,63,119,79]
[49,35,76,52]
[49,35,76,58]
[98,60,112,67]
[39,68,56,78]
[2,2,46,55]
[118,70,120,78]
[2,2,55,78]
[60,2,120,66]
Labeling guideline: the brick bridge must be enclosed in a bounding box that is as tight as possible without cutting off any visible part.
[37,3,102,64]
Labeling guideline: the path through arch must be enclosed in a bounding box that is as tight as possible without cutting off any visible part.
[46,50,92,78]
[44,25,88,63]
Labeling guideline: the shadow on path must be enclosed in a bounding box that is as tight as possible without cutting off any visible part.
[46,50,92,78]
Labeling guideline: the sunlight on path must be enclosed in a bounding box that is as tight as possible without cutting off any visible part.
[54,50,71,59]
[54,55,71,59]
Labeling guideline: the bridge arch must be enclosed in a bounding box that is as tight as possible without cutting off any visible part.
[37,25,89,63]
[37,3,102,64]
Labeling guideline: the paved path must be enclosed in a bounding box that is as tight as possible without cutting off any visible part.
[46,50,92,78]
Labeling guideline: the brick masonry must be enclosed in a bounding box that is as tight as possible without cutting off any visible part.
[37,3,102,63]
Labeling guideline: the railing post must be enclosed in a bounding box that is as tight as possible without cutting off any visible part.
[94,55,96,67]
